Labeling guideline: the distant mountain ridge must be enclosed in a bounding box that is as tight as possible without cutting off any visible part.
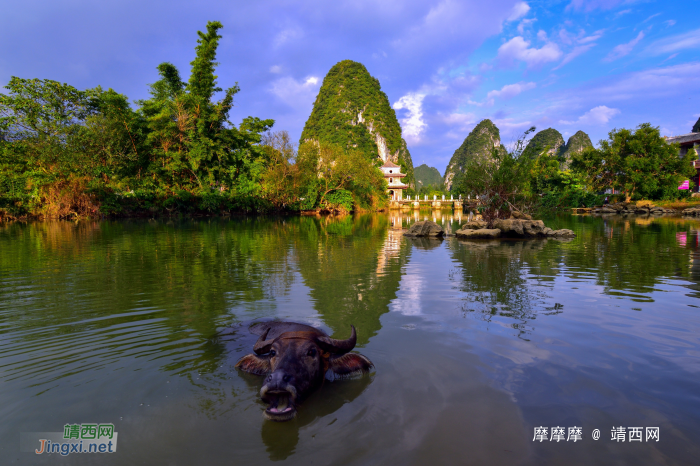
[300,60,414,186]
[414,164,442,189]
[444,122,593,190]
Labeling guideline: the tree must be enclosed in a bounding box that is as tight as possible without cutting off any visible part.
[138,21,273,190]
[453,139,532,225]
[295,141,387,212]
[571,123,694,201]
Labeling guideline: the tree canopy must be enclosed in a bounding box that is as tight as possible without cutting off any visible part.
[571,123,694,201]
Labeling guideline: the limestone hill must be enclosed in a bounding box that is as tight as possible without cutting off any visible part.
[300,60,414,186]
[443,119,505,191]
[559,130,593,168]
[414,164,443,190]
[521,128,565,160]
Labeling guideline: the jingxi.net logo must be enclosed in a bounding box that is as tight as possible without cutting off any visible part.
[20,423,118,456]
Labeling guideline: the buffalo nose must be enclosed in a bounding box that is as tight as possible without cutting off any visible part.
[267,371,292,388]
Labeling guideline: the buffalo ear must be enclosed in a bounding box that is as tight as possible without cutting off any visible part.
[329,353,374,376]
[235,353,271,375]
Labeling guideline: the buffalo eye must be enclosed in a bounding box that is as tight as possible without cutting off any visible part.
[307,348,317,357]
[270,350,276,357]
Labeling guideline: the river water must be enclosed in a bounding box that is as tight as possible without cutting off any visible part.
[1,213,699,465]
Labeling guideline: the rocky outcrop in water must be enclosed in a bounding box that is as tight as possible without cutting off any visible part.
[456,218,575,239]
[404,221,445,237]
[591,203,676,215]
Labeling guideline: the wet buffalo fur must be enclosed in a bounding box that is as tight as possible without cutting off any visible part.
[235,351,373,378]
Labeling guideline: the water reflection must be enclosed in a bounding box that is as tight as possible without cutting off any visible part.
[2,214,700,465]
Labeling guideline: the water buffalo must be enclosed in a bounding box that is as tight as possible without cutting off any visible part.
[235,321,373,421]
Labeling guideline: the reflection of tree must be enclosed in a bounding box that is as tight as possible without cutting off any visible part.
[449,239,553,339]
[293,214,411,345]
[0,218,300,384]
[554,215,695,295]
[449,215,699,338]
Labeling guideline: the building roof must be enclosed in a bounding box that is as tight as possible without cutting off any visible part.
[666,133,700,145]
[380,160,400,168]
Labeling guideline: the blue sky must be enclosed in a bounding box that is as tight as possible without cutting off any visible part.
[1,0,698,174]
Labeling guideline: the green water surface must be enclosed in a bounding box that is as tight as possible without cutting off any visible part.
[1,213,699,465]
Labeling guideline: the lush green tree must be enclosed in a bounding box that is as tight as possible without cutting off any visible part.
[295,141,387,212]
[138,21,274,191]
[571,123,694,201]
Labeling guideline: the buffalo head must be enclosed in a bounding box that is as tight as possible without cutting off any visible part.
[235,322,373,421]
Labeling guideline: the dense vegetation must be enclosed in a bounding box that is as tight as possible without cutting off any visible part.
[0,24,390,220]
[301,60,414,187]
[450,121,693,224]
[520,128,564,160]
[443,119,506,191]
[414,164,443,191]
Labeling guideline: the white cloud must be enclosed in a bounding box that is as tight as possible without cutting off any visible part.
[508,2,530,21]
[613,9,632,18]
[269,65,282,74]
[647,28,700,55]
[273,27,303,48]
[537,30,548,41]
[497,36,563,68]
[269,75,321,109]
[554,44,596,69]
[487,81,536,100]
[579,31,604,44]
[604,31,644,61]
[566,0,627,12]
[393,92,427,143]
[664,20,676,28]
[641,13,662,24]
[561,106,620,125]
[517,18,537,35]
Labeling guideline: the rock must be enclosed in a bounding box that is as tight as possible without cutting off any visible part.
[599,207,617,213]
[460,220,487,230]
[682,207,700,216]
[511,211,533,220]
[404,221,445,237]
[547,229,576,238]
[492,219,546,237]
[455,228,502,239]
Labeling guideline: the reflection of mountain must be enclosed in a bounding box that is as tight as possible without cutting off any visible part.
[293,214,411,345]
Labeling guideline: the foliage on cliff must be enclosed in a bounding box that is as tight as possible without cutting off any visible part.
[300,60,414,186]
[559,131,593,167]
[521,128,564,160]
[414,164,442,190]
[443,119,506,191]
[260,133,387,213]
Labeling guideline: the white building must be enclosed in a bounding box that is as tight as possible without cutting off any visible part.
[380,160,407,200]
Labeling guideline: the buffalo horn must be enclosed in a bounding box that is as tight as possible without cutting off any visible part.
[315,325,357,355]
[253,328,274,355]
